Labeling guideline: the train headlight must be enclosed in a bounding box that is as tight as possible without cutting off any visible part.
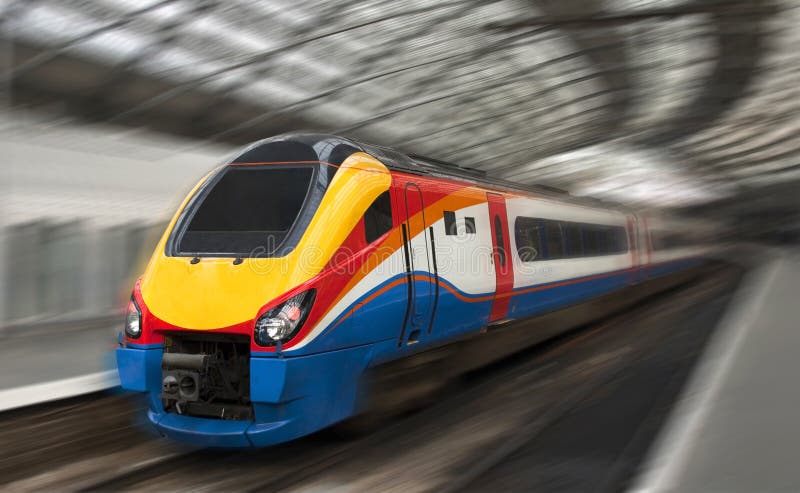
[124,297,142,339]
[254,289,316,347]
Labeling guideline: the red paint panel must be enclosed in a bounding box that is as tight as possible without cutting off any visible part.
[486,192,514,322]
[324,217,366,271]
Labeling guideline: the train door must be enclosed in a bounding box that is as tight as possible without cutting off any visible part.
[398,182,437,346]
[486,193,514,323]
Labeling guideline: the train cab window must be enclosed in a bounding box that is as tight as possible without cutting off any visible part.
[364,191,393,244]
[514,217,543,262]
[544,221,565,259]
[176,165,315,257]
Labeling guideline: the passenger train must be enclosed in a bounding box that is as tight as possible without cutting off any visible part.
[116,134,708,447]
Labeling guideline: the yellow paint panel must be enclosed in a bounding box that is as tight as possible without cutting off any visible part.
[140,153,390,329]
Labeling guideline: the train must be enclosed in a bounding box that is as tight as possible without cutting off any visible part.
[116,133,709,448]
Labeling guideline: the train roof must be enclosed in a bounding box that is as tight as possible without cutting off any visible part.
[232,133,631,214]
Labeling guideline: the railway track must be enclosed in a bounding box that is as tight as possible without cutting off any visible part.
[439,356,633,493]
[0,393,154,487]
[1,265,741,492]
[449,267,741,492]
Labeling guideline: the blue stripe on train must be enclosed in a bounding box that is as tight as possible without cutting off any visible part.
[295,256,701,357]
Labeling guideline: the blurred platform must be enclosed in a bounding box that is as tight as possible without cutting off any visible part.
[0,323,118,411]
[633,250,798,492]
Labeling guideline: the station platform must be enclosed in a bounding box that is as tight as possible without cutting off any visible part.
[0,322,119,411]
[633,250,798,492]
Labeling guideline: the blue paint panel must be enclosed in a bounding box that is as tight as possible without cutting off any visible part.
[250,344,372,405]
[116,346,162,392]
[247,399,332,448]
[155,412,253,448]
[429,286,491,338]
[407,277,434,333]
[249,357,287,403]
[367,337,407,367]
[250,345,374,443]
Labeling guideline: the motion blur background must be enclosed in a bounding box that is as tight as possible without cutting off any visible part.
[1,0,797,330]
[2,1,800,490]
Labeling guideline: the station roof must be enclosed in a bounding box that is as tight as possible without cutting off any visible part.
[1,0,798,219]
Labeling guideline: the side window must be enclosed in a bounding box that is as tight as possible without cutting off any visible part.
[610,227,619,253]
[443,210,477,236]
[583,225,598,256]
[565,223,583,258]
[598,226,611,255]
[514,219,629,259]
[494,215,506,267]
[444,210,457,235]
[364,191,393,244]
[615,226,629,253]
[544,221,564,259]
[612,228,620,252]
[514,217,543,262]
[464,216,476,234]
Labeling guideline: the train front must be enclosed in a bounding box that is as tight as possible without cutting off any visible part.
[115,135,392,447]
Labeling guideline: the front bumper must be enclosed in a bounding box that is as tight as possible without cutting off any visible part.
[116,343,373,448]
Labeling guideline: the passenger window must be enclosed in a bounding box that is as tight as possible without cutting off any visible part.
[610,228,618,253]
[615,226,629,253]
[597,226,611,255]
[515,218,629,259]
[580,226,592,256]
[545,221,564,259]
[565,223,583,258]
[364,191,393,244]
[494,215,506,267]
[514,217,543,262]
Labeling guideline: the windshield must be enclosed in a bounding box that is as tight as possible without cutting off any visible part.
[167,135,363,258]
[173,165,318,257]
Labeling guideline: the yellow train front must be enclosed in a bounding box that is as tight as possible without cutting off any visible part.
[116,134,401,447]
[116,133,707,448]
